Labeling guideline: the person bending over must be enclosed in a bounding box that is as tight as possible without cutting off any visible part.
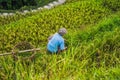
[47,28,67,54]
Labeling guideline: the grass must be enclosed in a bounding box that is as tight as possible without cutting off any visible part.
[0,14,120,80]
[0,0,110,52]
[0,0,120,80]
[0,0,57,13]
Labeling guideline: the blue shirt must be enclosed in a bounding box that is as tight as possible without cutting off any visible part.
[47,33,65,53]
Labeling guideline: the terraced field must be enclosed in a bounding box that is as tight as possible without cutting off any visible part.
[0,0,120,80]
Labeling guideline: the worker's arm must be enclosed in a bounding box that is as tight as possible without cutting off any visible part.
[57,40,67,53]
[57,46,67,54]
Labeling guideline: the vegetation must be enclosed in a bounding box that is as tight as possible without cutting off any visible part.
[100,0,120,11]
[66,0,120,11]
[0,0,57,10]
[0,1,110,52]
[0,0,120,80]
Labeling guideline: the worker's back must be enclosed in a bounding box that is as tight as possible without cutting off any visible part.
[47,33,64,53]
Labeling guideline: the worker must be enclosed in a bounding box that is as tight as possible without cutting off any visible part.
[47,28,67,54]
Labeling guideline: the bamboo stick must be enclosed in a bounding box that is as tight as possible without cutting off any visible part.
[0,48,40,56]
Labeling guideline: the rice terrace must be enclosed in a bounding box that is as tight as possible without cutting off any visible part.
[0,0,120,80]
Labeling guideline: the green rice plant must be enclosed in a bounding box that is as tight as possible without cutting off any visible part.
[0,0,110,52]
[0,1,120,80]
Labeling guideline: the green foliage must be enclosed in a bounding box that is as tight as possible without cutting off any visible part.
[0,1,110,52]
[0,0,110,26]
[0,15,120,79]
[37,0,57,6]
[0,0,57,10]
[66,0,120,12]
[0,12,40,26]
[0,0,120,80]
[74,15,120,43]
[66,0,85,3]
[100,0,120,11]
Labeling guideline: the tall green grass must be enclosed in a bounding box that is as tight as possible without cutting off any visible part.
[0,14,120,80]
[0,0,120,80]
[0,0,110,52]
